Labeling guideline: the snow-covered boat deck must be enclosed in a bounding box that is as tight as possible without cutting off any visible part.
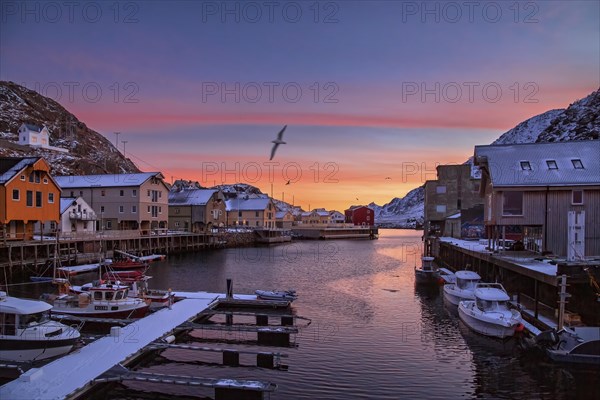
[0,291,257,400]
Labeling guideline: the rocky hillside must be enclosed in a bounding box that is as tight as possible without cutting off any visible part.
[372,87,600,228]
[0,81,139,175]
[211,183,304,215]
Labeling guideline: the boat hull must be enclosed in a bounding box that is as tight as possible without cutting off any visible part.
[0,337,78,362]
[443,285,475,306]
[458,302,519,339]
[415,269,439,285]
[51,304,149,319]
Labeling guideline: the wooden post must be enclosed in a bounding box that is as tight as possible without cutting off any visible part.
[557,274,570,330]
[534,280,539,319]
[222,350,240,366]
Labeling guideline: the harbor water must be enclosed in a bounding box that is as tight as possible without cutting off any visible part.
[10,229,600,399]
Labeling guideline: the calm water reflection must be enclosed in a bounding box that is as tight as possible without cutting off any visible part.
[15,229,597,399]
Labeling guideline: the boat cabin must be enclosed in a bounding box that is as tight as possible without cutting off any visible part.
[455,271,481,290]
[0,291,52,336]
[421,257,435,271]
[474,284,510,312]
[89,285,129,302]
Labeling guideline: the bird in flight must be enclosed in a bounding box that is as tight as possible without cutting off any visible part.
[285,180,291,185]
[385,177,392,180]
[270,125,287,160]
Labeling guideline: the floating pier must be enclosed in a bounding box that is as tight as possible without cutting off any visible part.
[0,291,280,400]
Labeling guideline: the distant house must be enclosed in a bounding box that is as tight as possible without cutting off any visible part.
[168,188,226,232]
[345,206,374,226]
[474,140,600,258]
[225,197,276,228]
[424,164,482,239]
[54,173,169,232]
[329,210,345,224]
[300,209,330,225]
[17,123,68,153]
[36,197,97,235]
[0,157,60,239]
[275,210,294,229]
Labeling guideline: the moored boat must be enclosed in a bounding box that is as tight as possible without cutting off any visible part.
[42,279,150,319]
[255,290,298,301]
[536,327,600,365]
[0,291,80,362]
[414,256,439,285]
[458,283,523,339]
[443,270,481,306]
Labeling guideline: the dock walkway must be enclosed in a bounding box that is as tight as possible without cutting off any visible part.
[0,292,254,400]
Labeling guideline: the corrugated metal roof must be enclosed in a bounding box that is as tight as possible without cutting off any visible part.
[169,189,217,206]
[55,173,162,188]
[23,123,44,132]
[0,157,40,184]
[225,198,272,211]
[275,211,290,219]
[475,140,600,187]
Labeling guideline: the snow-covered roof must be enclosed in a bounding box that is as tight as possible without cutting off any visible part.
[60,198,77,214]
[0,294,52,315]
[275,211,290,219]
[455,270,481,280]
[169,189,218,206]
[474,286,510,301]
[55,173,164,189]
[475,140,600,187]
[300,211,312,217]
[22,123,44,132]
[446,212,461,220]
[226,198,272,211]
[315,211,329,217]
[0,157,40,184]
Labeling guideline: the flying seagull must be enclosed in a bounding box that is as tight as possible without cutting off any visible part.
[270,125,287,160]
[285,180,291,185]
[385,177,392,180]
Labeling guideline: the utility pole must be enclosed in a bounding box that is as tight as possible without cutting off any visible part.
[122,140,128,158]
[114,132,121,149]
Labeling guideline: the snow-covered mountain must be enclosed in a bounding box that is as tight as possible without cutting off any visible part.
[0,81,139,175]
[372,87,600,229]
[369,186,424,229]
[211,182,304,216]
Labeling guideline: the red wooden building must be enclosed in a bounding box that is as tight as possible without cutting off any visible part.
[344,206,374,226]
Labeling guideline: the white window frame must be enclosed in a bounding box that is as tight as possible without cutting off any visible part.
[12,189,20,201]
[572,190,584,205]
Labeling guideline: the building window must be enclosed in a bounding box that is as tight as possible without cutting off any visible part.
[147,190,151,197]
[50,221,56,230]
[572,190,583,205]
[255,211,259,217]
[119,206,124,213]
[256,221,260,226]
[175,222,180,228]
[436,205,446,213]
[101,190,106,196]
[20,175,25,181]
[457,199,461,209]
[35,191,42,207]
[520,161,532,171]
[502,191,523,216]
[12,189,20,200]
[106,221,112,229]
[43,178,48,184]
[159,191,162,198]
[48,193,54,203]
[148,206,151,213]
[572,159,584,169]
[120,190,124,197]
[175,208,180,214]
[29,173,34,183]
[132,205,137,213]
[132,189,137,197]
[159,206,162,213]
[100,206,105,213]
[546,160,558,170]
[436,185,446,194]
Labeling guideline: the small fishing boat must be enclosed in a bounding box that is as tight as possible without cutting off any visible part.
[255,290,298,301]
[105,257,148,270]
[414,256,439,285]
[458,283,523,339]
[42,279,150,319]
[535,327,600,365]
[0,291,80,362]
[443,270,482,306]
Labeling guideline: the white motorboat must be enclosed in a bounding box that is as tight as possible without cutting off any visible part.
[0,291,80,362]
[443,271,481,306]
[255,290,297,301]
[458,283,523,339]
[535,327,600,365]
[414,256,439,285]
[42,279,150,319]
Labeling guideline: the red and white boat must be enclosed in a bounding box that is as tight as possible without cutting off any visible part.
[105,257,148,270]
[42,279,150,319]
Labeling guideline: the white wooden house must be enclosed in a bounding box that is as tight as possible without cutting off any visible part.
[17,123,68,153]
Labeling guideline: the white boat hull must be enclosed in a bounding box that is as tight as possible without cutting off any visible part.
[0,343,75,362]
[458,301,521,339]
[443,285,475,306]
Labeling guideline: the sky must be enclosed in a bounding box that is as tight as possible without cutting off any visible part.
[1,0,599,211]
